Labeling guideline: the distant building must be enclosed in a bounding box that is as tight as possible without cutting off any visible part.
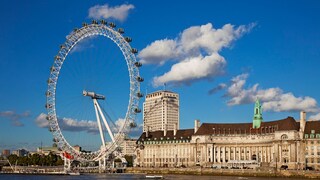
[121,139,137,156]
[2,149,10,157]
[143,90,179,132]
[37,146,60,155]
[73,145,82,152]
[136,125,194,168]
[136,100,320,170]
[12,149,28,157]
[115,133,137,156]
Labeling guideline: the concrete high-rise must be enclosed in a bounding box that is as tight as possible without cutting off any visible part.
[143,90,179,132]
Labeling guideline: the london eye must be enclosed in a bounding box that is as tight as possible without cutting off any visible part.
[45,20,143,164]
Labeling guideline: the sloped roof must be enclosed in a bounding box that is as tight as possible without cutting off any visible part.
[305,120,320,134]
[194,117,299,135]
[137,129,194,142]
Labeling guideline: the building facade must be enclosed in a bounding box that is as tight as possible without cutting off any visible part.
[12,149,29,157]
[121,139,137,156]
[136,101,320,170]
[143,91,179,132]
[1,149,10,157]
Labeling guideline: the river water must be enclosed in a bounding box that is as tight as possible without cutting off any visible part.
[0,174,307,180]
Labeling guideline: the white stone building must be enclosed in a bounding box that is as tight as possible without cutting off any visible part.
[135,101,320,170]
[143,90,179,132]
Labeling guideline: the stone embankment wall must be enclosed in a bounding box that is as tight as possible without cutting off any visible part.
[126,167,320,179]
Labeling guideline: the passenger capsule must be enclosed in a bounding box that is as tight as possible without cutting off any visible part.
[117,28,124,34]
[125,37,132,42]
[137,92,144,98]
[100,20,107,25]
[82,22,88,27]
[55,56,61,60]
[45,91,52,97]
[45,103,53,109]
[131,48,138,54]
[91,20,98,24]
[73,28,78,32]
[130,122,137,128]
[134,62,142,67]
[50,66,56,72]
[136,76,144,82]
[49,127,55,132]
[134,108,141,113]
[109,22,116,28]
[47,78,55,84]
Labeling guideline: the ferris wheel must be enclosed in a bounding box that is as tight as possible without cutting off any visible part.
[45,20,143,162]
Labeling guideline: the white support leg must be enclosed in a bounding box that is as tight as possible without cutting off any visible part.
[64,156,71,173]
[99,156,106,173]
[95,100,115,143]
[93,99,106,147]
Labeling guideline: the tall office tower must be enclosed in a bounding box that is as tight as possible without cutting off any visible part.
[143,90,179,132]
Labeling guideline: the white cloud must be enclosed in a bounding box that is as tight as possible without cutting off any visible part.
[35,113,99,134]
[35,113,49,128]
[224,73,319,113]
[309,113,320,120]
[35,113,142,137]
[138,23,255,86]
[88,3,134,21]
[114,118,143,138]
[153,53,226,86]
[0,110,30,127]
[208,83,227,95]
[139,39,179,65]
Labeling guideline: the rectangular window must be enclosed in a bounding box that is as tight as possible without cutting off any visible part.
[305,134,309,139]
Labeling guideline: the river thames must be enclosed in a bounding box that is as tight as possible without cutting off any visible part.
[0,174,309,180]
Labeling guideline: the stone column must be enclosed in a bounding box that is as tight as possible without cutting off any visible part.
[214,146,217,163]
[217,146,220,164]
[279,144,282,163]
[228,146,230,161]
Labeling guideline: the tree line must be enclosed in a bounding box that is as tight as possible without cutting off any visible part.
[5,152,64,166]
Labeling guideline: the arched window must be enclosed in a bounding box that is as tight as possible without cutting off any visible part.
[281,134,288,140]
[252,154,257,160]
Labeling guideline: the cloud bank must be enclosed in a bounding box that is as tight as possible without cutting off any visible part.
[223,73,318,113]
[138,23,255,87]
[0,111,30,127]
[88,3,134,21]
[35,113,142,137]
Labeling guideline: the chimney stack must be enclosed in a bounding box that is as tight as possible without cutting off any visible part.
[300,111,306,132]
[194,119,200,133]
[174,123,177,136]
[164,124,167,136]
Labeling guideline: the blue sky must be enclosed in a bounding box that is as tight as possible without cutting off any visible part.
[1,0,320,152]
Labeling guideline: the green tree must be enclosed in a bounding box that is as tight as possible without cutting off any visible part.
[30,154,40,165]
[124,155,134,167]
[7,154,18,165]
